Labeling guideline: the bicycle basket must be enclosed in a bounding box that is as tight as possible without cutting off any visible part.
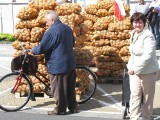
[11,55,38,75]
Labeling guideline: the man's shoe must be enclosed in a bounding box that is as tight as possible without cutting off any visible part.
[47,111,58,115]
[69,108,78,114]
[48,110,66,115]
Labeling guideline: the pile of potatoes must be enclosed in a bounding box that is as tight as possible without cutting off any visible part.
[55,3,81,15]
[13,0,132,95]
[79,0,131,78]
[13,0,94,96]
[13,0,57,95]
[28,0,57,10]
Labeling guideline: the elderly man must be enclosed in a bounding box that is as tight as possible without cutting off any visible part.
[32,11,78,115]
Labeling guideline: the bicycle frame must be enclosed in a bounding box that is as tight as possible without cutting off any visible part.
[12,47,51,101]
[10,45,97,104]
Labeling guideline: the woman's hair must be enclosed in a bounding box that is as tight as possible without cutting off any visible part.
[46,11,59,21]
[130,12,147,25]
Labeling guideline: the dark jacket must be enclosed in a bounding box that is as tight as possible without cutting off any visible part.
[145,7,158,26]
[32,19,76,74]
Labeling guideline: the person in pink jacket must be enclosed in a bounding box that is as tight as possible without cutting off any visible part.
[127,12,159,120]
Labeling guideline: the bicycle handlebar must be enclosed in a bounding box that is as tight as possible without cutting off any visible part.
[20,44,30,54]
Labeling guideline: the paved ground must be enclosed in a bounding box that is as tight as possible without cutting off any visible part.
[0,44,160,120]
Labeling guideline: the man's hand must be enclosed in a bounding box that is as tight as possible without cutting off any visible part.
[128,69,135,75]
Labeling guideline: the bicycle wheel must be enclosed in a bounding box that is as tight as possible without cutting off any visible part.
[0,72,32,112]
[76,65,97,104]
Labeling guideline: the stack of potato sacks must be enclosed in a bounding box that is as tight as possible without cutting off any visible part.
[12,0,93,96]
[80,0,132,78]
[12,0,58,94]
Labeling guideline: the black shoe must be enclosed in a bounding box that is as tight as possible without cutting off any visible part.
[47,111,58,115]
[156,46,160,50]
[69,108,78,114]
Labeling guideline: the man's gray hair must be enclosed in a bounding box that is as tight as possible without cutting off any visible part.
[46,11,59,21]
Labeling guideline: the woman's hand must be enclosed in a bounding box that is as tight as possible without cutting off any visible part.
[152,9,159,13]
[128,69,135,75]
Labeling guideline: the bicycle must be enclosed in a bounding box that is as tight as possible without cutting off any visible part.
[0,45,97,112]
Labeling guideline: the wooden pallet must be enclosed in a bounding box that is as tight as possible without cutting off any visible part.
[97,76,123,84]
[15,92,52,98]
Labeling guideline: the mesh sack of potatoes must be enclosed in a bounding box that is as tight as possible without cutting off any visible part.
[84,4,98,15]
[13,50,23,57]
[79,20,93,34]
[30,42,39,48]
[33,83,46,92]
[108,5,114,15]
[36,9,50,25]
[74,48,93,66]
[116,22,132,31]
[108,23,117,32]
[12,41,31,50]
[96,9,108,17]
[111,69,123,78]
[123,3,130,13]
[59,15,75,28]
[76,71,91,95]
[74,37,84,47]
[72,26,81,37]
[55,3,81,16]
[13,48,34,57]
[12,40,22,50]
[76,36,90,46]
[30,27,45,42]
[108,18,132,32]
[117,31,130,39]
[17,6,38,20]
[38,63,48,75]
[30,76,41,84]
[93,46,119,56]
[81,12,98,23]
[28,0,57,10]
[119,46,130,56]
[34,54,45,63]
[108,55,124,63]
[66,14,84,25]
[110,39,129,49]
[96,55,111,62]
[96,61,122,70]
[60,14,84,27]
[14,28,31,41]
[93,17,110,30]
[96,0,113,10]
[96,69,111,77]
[93,30,108,39]
[83,42,92,46]
[16,19,39,29]
[82,46,95,54]
[106,31,120,39]
[120,56,130,62]
[91,39,110,47]
[16,82,29,93]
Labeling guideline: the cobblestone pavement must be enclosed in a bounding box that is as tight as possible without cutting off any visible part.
[0,44,160,119]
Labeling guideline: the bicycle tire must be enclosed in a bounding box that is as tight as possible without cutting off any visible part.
[76,65,97,104]
[0,72,32,112]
